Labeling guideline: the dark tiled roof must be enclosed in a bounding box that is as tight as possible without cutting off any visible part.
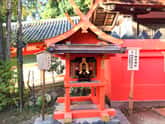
[10,17,80,42]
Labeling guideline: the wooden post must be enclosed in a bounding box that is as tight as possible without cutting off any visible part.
[65,54,70,112]
[100,56,105,110]
[0,20,4,60]
[127,48,140,114]
[64,13,75,27]
[137,22,140,37]
[41,70,46,120]
[64,54,72,123]
[128,71,135,114]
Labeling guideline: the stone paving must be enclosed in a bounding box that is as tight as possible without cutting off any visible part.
[33,108,129,124]
[128,110,165,124]
[152,108,165,117]
[112,101,165,124]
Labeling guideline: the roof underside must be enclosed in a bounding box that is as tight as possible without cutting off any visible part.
[136,11,165,24]
[137,12,165,19]
[102,0,165,13]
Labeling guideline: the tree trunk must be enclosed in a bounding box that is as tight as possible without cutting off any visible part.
[17,0,24,112]
[0,0,5,61]
[6,0,12,60]
[0,20,4,61]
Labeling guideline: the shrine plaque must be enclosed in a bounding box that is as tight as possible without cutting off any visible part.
[36,51,51,70]
[128,48,140,71]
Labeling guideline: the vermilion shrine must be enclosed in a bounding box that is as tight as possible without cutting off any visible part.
[45,0,126,122]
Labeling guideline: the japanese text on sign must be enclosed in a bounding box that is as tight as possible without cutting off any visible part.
[128,48,140,71]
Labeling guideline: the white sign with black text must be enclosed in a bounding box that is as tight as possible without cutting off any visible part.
[128,48,140,71]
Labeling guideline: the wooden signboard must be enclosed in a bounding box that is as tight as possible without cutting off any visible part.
[36,51,51,120]
[36,51,51,70]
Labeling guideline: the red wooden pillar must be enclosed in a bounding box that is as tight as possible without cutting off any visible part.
[99,55,105,110]
[65,54,71,112]
[107,57,112,99]
[91,87,95,97]
[95,56,101,104]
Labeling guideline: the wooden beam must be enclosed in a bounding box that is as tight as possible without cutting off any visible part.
[68,0,84,18]
[88,21,123,44]
[92,9,97,23]
[64,13,75,27]
[128,71,135,115]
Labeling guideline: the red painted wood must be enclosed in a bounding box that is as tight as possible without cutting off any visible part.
[68,30,101,44]
[104,59,112,98]
[55,51,114,120]
[54,109,116,119]
[122,39,165,49]
[65,82,103,87]
[99,56,105,110]
[91,87,95,97]
[65,54,71,112]
[57,96,92,103]
[105,40,165,101]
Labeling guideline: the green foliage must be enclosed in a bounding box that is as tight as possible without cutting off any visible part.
[0,1,6,22]
[36,94,51,107]
[0,0,19,22]
[41,0,91,19]
[0,0,91,21]
[0,61,18,111]
[48,57,64,75]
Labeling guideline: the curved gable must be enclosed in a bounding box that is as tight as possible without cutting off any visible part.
[45,20,123,46]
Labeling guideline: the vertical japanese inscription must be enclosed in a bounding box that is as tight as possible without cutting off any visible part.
[128,48,140,71]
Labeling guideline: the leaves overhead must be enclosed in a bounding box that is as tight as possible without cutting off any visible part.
[41,0,91,19]
[0,0,91,22]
